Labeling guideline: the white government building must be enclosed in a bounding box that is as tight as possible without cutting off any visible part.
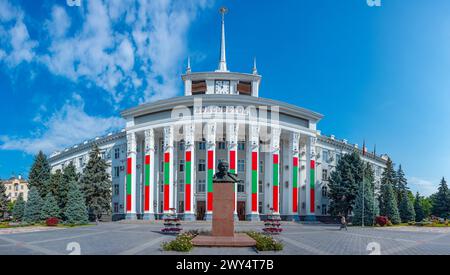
[49,9,387,222]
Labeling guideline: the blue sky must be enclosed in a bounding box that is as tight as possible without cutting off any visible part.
[0,0,449,196]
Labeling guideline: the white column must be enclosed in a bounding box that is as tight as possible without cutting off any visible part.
[143,129,155,220]
[205,122,216,220]
[227,123,239,219]
[126,132,137,219]
[184,124,196,220]
[270,128,281,216]
[246,125,260,221]
[289,132,300,221]
[306,136,317,220]
[163,126,174,215]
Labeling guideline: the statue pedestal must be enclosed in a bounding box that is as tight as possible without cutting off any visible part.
[192,181,256,247]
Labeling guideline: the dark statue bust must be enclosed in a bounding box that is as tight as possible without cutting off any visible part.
[213,161,241,183]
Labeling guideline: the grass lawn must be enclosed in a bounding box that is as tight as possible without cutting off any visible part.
[0,221,94,229]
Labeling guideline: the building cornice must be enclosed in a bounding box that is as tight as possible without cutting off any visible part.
[120,94,324,123]
[48,131,126,163]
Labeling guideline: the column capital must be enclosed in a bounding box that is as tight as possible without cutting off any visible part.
[185,123,195,150]
[163,126,174,150]
[144,129,155,154]
[127,132,137,154]
[206,122,217,145]
[271,127,281,152]
[292,132,300,154]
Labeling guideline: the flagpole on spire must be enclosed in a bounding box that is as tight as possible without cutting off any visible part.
[252,57,258,75]
[217,6,229,72]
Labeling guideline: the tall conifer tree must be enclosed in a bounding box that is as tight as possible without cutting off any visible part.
[29,151,51,197]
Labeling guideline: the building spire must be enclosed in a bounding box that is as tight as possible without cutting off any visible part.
[217,7,229,72]
[252,57,258,75]
[186,56,191,74]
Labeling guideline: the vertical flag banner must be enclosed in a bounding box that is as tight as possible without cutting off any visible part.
[251,151,258,212]
[310,159,315,213]
[293,157,299,213]
[273,154,279,213]
[126,157,132,212]
[144,155,150,212]
[185,151,192,212]
[207,150,214,211]
[164,152,170,211]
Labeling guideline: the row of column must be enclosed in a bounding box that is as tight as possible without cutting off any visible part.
[125,124,318,220]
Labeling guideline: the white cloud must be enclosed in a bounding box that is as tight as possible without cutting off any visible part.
[0,93,125,155]
[408,176,438,197]
[40,0,211,104]
[0,0,37,66]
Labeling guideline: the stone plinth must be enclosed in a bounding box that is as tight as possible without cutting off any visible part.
[192,179,256,247]
[212,182,234,237]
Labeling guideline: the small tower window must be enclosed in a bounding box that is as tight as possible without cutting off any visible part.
[192,80,207,95]
[237,81,252,95]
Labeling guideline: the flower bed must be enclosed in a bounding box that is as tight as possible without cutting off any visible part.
[46,217,59,227]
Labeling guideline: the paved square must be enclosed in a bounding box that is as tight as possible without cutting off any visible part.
[0,221,449,255]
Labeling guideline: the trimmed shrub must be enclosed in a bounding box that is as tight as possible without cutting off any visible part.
[375,216,388,227]
[247,231,283,251]
[162,232,196,252]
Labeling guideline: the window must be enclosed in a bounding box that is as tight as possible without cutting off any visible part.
[101,151,106,160]
[322,186,328,197]
[114,148,120,159]
[178,180,184,192]
[259,180,263,194]
[260,160,264,173]
[21,185,24,190]
[259,201,263,214]
[322,204,327,215]
[218,142,226,150]
[178,201,185,213]
[238,142,245,151]
[198,140,206,150]
[322,169,328,181]
[179,142,185,151]
[322,150,329,163]
[302,202,306,209]
[113,167,120,178]
[179,160,185,172]
[198,159,206,172]
[79,157,83,167]
[336,154,341,164]
[197,180,206,193]
[114,203,119,213]
[160,161,164,172]
[160,182,164,193]
[237,182,245,193]
[114,184,120,196]
[238,160,245,172]
[14,184,18,191]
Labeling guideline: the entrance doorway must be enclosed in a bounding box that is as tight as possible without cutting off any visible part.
[237,201,246,221]
[196,201,206,220]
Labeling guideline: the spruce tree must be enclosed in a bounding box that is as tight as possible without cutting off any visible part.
[399,190,415,222]
[23,186,43,224]
[431,177,450,218]
[0,180,8,219]
[421,197,433,219]
[379,158,401,224]
[40,192,60,220]
[12,194,25,221]
[395,165,408,207]
[29,151,51,197]
[48,170,63,198]
[328,151,363,218]
[352,177,375,226]
[64,181,88,225]
[80,145,112,222]
[414,192,425,222]
[58,162,77,213]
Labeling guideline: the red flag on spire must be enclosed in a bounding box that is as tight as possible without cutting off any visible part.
[362,140,366,156]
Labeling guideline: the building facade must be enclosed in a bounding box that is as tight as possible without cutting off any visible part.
[3,176,29,202]
[48,10,387,222]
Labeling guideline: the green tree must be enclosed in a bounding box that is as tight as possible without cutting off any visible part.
[352,163,376,226]
[395,165,408,207]
[431,177,450,218]
[328,151,363,218]
[48,170,63,197]
[40,192,60,220]
[12,194,25,221]
[58,163,78,217]
[23,186,43,224]
[398,189,415,222]
[421,197,433,218]
[80,145,112,222]
[29,151,51,197]
[379,158,401,224]
[414,192,425,222]
[0,180,8,219]
[64,181,88,225]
